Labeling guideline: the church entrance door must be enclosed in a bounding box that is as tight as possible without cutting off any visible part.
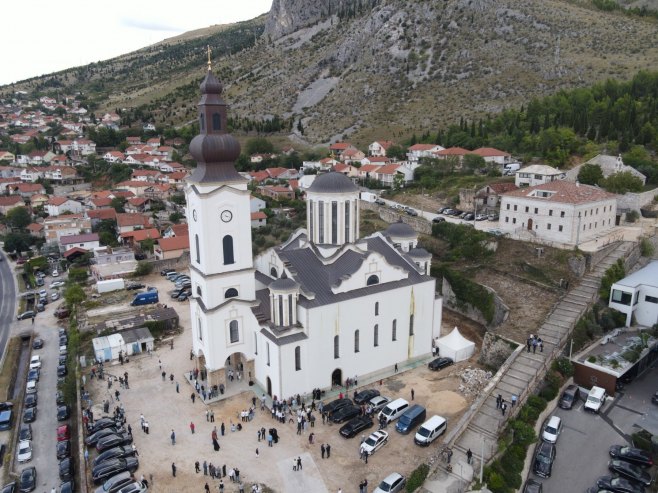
[266,377,272,397]
[331,368,342,387]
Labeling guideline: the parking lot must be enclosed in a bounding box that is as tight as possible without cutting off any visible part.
[531,365,658,492]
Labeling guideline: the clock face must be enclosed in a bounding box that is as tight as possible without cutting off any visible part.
[220,210,233,223]
[192,210,198,221]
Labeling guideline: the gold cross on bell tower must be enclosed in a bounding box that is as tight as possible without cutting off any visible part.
[207,45,212,71]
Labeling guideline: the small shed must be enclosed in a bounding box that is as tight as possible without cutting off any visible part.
[435,327,475,362]
[92,327,154,362]
[92,333,124,363]
[121,327,154,356]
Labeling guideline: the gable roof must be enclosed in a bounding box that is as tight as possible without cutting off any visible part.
[116,213,150,228]
[436,147,470,156]
[60,233,100,245]
[472,147,510,157]
[120,228,161,242]
[87,209,117,221]
[48,196,70,206]
[157,235,190,251]
[0,195,23,206]
[502,180,616,205]
[408,143,438,151]
[486,183,519,194]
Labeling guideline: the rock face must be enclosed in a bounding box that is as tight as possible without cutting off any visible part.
[265,0,357,40]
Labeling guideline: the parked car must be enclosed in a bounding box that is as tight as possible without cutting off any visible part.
[432,216,446,223]
[22,408,36,424]
[57,425,71,442]
[541,416,562,444]
[331,404,361,423]
[51,270,59,277]
[25,381,37,395]
[354,389,381,405]
[523,478,543,493]
[323,398,353,416]
[161,268,175,276]
[96,433,133,452]
[487,213,499,221]
[91,457,139,485]
[88,418,120,434]
[59,481,75,493]
[532,441,556,478]
[86,427,125,446]
[56,391,66,406]
[57,405,70,421]
[177,292,190,301]
[24,394,37,409]
[0,482,16,493]
[558,384,580,410]
[116,482,148,493]
[17,440,32,463]
[17,311,35,321]
[609,446,654,468]
[340,416,374,439]
[475,214,488,221]
[125,283,145,291]
[59,457,75,481]
[51,292,60,301]
[29,356,41,370]
[56,440,71,460]
[50,281,65,288]
[27,369,39,383]
[94,471,134,493]
[35,304,45,313]
[18,467,36,492]
[463,213,475,221]
[19,424,32,441]
[373,472,406,493]
[93,445,137,466]
[360,430,389,456]
[428,357,453,371]
[597,475,646,493]
[54,307,70,319]
[31,339,43,350]
[608,460,652,486]
[369,396,391,413]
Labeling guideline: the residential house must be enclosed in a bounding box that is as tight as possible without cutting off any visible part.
[103,151,125,163]
[126,136,142,145]
[374,164,403,187]
[153,145,173,161]
[46,197,84,216]
[154,235,189,260]
[258,185,294,201]
[91,246,137,280]
[165,171,187,186]
[476,183,519,209]
[43,214,91,244]
[162,223,189,238]
[125,197,151,213]
[158,161,185,173]
[119,227,160,248]
[30,194,50,209]
[131,170,163,182]
[72,138,97,156]
[20,168,44,182]
[11,183,45,199]
[357,164,382,181]
[114,180,152,196]
[360,156,391,166]
[472,147,512,165]
[565,154,647,185]
[340,148,365,164]
[435,147,470,165]
[43,166,78,183]
[368,140,394,157]
[116,213,152,234]
[249,170,270,183]
[265,167,299,181]
[251,211,267,228]
[515,165,566,188]
[499,181,617,246]
[144,184,172,199]
[27,150,56,165]
[328,142,357,159]
[89,197,113,209]
[26,223,44,238]
[60,232,100,252]
[0,195,24,214]
[332,163,360,179]
[146,137,161,148]
[0,151,15,163]
[407,144,445,162]
[608,261,658,327]
[87,208,118,228]
[250,196,267,213]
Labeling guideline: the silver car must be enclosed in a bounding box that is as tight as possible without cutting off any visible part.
[374,472,406,493]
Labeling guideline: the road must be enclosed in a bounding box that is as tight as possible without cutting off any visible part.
[0,252,17,362]
[530,366,658,493]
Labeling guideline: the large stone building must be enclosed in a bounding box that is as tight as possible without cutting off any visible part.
[186,67,442,399]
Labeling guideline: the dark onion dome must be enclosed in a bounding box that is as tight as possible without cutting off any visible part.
[189,133,241,167]
[269,277,299,291]
[408,247,431,259]
[199,69,222,95]
[308,172,359,194]
[384,220,417,239]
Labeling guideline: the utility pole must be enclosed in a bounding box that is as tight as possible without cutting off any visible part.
[480,438,485,485]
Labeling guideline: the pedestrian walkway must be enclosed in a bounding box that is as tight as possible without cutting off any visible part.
[422,241,635,493]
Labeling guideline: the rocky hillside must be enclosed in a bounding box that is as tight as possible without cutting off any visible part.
[5,0,658,147]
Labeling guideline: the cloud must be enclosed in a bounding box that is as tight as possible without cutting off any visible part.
[120,17,182,32]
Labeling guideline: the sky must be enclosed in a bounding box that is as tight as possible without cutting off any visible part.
[0,0,272,86]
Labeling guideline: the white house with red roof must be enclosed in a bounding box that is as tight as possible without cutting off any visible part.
[60,232,100,252]
[158,161,185,173]
[407,144,445,162]
[103,151,126,163]
[131,170,163,182]
[499,181,617,246]
[46,197,83,216]
[472,147,512,165]
[341,148,365,163]
[360,156,391,166]
[368,140,395,157]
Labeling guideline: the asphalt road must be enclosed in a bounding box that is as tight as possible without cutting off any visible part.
[0,252,17,362]
[531,366,658,493]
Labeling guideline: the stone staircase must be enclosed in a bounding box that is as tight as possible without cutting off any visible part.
[422,241,635,493]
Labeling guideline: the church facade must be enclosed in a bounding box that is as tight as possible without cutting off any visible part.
[186,67,442,400]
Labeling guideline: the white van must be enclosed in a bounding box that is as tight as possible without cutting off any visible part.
[378,398,410,424]
[584,386,606,413]
[414,415,447,446]
[503,162,521,175]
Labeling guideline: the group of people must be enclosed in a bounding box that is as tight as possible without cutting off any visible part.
[527,334,544,353]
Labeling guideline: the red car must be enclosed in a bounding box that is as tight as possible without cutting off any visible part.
[57,424,70,442]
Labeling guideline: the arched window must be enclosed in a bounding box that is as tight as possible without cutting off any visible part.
[295,346,301,371]
[196,286,202,297]
[409,314,414,336]
[199,113,205,131]
[367,275,379,286]
[195,234,200,264]
[375,302,379,316]
[212,113,221,131]
[223,235,235,265]
[229,320,239,343]
[354,330,360,353]
[392,319,397,341]
[334,335,339,359]
[225,288,238,299]
[270,267,278,278]
[374,324,379,347]
[198,317,203,341]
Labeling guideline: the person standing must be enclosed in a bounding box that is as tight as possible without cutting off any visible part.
[496,394,501,409]
[191,393,196,404]
[190,422,195,434]
[501,402,507,416]
[394,363,398,373]
[195,461,201,473]
[203,460,208,475]
[255,448,259,458]
[467,448,473,464]
[297,457,302,470]
[411,388,415,401]
[321,443,326,458]
[205,483,210,493]
[326,443,331,458]
[171,429,176,445]
[221,422,225,436]
[172,462,177,477]
[176,382,179,393]
[210,411,215,423]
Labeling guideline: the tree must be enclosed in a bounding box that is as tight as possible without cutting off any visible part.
[169,212,184,224]
[110,197,126,213]
[170,193,186,206]
[64,284,86,307]
[603,171,644,194]
[3,232,32,255]
[245,137,274,155]
[135,261,153,276]
[68,267,89,283]
[6,206,31,230]
[577,164,604,186]
[392,174,405,191]
[386,145,407,161]
[463,154,486,174]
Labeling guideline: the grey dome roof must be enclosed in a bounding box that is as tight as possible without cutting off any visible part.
[270,277,299,291]
[385,220,417,239]
[308,172,359,194]
[408,248,431,258]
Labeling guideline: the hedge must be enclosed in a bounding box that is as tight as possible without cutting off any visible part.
[406,463,430,492]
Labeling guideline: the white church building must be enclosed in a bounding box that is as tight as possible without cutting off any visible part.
[185,67,443,400]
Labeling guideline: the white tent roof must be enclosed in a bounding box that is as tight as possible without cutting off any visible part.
[435,327,475,362]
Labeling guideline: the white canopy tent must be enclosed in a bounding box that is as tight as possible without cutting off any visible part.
[435,326,475,362]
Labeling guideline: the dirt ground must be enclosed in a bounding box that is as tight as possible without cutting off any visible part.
[82,273,480,493]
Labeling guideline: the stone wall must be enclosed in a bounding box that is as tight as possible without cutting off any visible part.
[148,251,191,272]
[616,187,658,212]
[361,201,432,235]
[441,278,509,329]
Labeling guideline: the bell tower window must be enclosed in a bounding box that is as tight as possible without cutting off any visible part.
[199,113,205,131]
[212,113,221,131]
[195,234,200,264]
[225,288,238,299]
[223,235,235,265]
[229,320,239,343]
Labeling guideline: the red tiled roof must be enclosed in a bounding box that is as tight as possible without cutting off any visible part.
[359,164,381,173]
[120,228,161,242]
[168,224,189,237]
[436,147,470,156]
[251,211,267,220]
[63,247,89,258]
[486,183,518,194]
[376,164,401,175]
[127,197,147,206]
[27,223,44,232]
[502,181,616,205]
[329,142,352,151]
[367,157,390,164]
[48,196,69,206]
[374,140,394,149]
[0,196,23,206]
[157,235,189,252]
[14,183,45,193]
[408,144,438,151]
[91,198,112,207]
[472,147,510,157]
[87,209,117,221]
[60,233,99,245]
[249,171,269,182]
[116,213,150,227]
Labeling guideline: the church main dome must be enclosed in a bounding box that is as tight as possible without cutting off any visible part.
[308,172,359,194]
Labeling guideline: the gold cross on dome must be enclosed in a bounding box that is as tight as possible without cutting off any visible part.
[207,45,212,71]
